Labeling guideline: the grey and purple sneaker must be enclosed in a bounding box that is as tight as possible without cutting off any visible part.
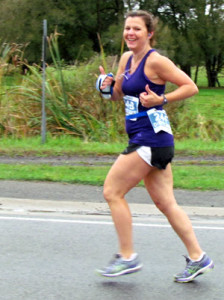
[174,253,214,283]
[96,253,143,277]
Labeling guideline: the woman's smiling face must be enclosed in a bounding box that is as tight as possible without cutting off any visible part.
[123,16,150,52]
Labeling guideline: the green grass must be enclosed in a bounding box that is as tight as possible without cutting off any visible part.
[0,64,224,190]
[174,139,224,156]
[0,135,223,156]
[166,88,224,141]
[1,56,224,141]
[0,163,222,190]
[172,165,224,190]
[0,136,127,156]
[0,136,223,190]
[0,164,107,186]
[189,89,224,121]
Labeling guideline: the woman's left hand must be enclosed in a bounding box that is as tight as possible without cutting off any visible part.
[139,85,162,108]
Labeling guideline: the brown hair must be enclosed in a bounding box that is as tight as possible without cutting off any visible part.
[125,10,157,45]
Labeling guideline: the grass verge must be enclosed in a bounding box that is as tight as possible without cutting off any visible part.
[0,136,223,190]
[0,136,224,156]
[0,163,223,190]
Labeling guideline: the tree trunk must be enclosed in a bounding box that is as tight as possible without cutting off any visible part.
[205,60,218,87]
[180,64,191,78]
[194,65,199,84]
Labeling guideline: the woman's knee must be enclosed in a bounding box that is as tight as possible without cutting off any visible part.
[103,184,119,204]
[103,182,127,205]
[154,198,177,215]
[148,186,176,215]
[103,185,112,203]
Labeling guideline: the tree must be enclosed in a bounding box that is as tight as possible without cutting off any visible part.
[137,0,199,77]
[0,0,126,63]
[0,0,79,62]
[192,0,224,87]
[0,0,223,87]
[138,0,224,86]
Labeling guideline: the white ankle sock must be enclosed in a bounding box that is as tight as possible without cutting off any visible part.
[122,253,138,261]
[190,252,205,262]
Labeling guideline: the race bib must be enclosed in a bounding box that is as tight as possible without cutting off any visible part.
[147,109,173,135]
[123,96,139,121]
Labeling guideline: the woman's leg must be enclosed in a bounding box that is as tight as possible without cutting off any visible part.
[143,164,203,260]
[103,151,152,258]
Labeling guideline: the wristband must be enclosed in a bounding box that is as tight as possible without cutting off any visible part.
[96,73,115,99]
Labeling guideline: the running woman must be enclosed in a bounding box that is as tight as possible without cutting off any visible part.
[96,10,214,282]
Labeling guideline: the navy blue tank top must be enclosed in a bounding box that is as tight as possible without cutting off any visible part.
[121,49,174,147]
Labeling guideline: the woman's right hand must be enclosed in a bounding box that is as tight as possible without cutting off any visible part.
[99,66,114,90]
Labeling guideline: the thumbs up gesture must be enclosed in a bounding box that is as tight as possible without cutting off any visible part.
[139,84,162,108]
[98,66,114,90]
[96,66,115,99]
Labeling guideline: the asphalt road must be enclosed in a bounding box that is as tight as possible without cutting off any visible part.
[0,178,223,300]
[0,213,223,300]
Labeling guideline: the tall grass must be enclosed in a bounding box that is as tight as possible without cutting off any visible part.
[0,38,223,142]
[166,88,224,141]
[0,37,125,141]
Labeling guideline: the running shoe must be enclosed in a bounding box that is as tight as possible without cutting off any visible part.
[174,253,214,283]
[96,253,143,277]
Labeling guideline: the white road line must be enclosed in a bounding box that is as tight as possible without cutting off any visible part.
[0,215,224,230]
